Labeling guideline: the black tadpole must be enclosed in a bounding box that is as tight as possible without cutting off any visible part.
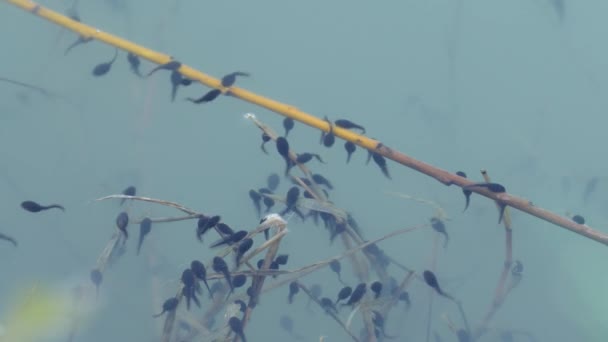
[92,48,118,77]
[258,189,275,213]
[216,230,247,248]
[423,270,454,301]
[0,232,17,247]
[463,182,506,193]
[335,286,352,305]
[212,256,233,294]
[344,141,356,163]
[232,274,247,288]
[120,185,136,206]
[463,182,507,223]
[335,119,366,134]
[370,281,383,299]
[296,153,325,165]
[170,70,183,102]
[127,53,143,77]
[186,89,222,104]
[280,187,305,220]
[236,238,253,266]
[267,173,280,191]
[329,260,345,285]
[196,215,220,241]
[181,269,199,310]
[153,297,179,318]
[221,71,250,87]
[90,269,103,299]
[283,117,295,137]
[248,190,262,218]
[276,137,292,176]
[312,174,333,189]
[190,260,211,294]
[372,152,391,179]
[182,285,201,310]
[320,297,338,314]
[21,200,65,213]
[146,60,181,77]
[430,217,449,248]
[572,214,585,225]
[288,281,299,304]
[216,223,235,236]
[321,116,335,147]
[260,133,271,154]
[115,211,129,239]
[329,222,346,244]
[136,217,152,255]
[228,316,247,342]
[64,36,92,55]
[456,171,472,212]
[275,254,289,265]
[345,283,366,306]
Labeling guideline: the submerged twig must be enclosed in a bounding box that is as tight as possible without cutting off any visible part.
[95,194,199,215]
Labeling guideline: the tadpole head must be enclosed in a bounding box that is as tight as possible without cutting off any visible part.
[423,270,439,289]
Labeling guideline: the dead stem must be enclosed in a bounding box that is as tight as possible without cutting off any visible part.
[472,170,515,340]
[95,194,199,216]
[260,225,425,293]
[299,283,361,342]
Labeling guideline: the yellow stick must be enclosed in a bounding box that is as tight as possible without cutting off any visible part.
[4,0,608,246]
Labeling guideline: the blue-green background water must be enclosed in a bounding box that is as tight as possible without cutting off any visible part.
[1,0,607,341]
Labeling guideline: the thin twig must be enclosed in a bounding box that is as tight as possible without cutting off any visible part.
[95,194,199,216]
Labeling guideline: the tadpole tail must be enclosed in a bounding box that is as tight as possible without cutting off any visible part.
[498,204,507,224]
[46,204,66,212]
[0,232,17,247]
[462,193,470,213]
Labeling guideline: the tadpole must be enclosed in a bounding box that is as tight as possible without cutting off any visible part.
[370,281,383,299]
[127,53,143,77]
[329,260,344,284]
[115,212,129,239]
[345,283,366,306]
[430,217,449,248]
[212,256,233,294]
[120,185,136,206]
[335,286,352,305]
[136,217,152,255]
[283,117,294,137]
[21,200,65,213]
[146,60,181,77]
[248,190,262,218]
[372,152,391,179]
[288,281,299,304]
[221,71,250,87]
[228,316,247,342]
[92,48,118,77]
[455,171,471,212]
[344,141,356,163]
[186,89,222,104]
[190,260,211,293]
[423,270,454,301]
[335,119,366,134]
[153,297,179,318]
[266,173,280,191]
[90,269,103,299]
